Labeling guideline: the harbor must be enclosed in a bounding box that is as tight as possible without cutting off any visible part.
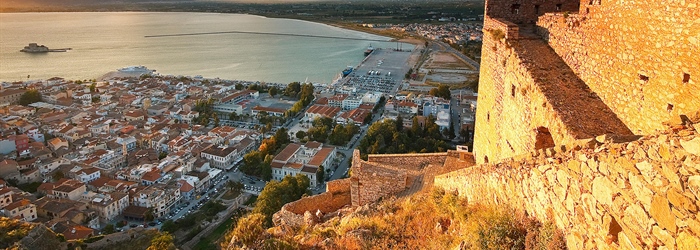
[334,46,416,95]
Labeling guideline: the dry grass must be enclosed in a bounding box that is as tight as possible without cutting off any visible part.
[260,188,568,250]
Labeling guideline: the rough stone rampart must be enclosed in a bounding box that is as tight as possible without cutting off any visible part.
[475,0,699,165]
[535,1,700,137]
[284,179,352,215]
[485,0,580,25]
[273,179,352,227]
[367,152,447,171]
[436,118,700,249]
[475,16,631,164]
[350,161,407,207]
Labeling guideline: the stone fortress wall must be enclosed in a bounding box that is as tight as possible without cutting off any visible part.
[366,153,447,171]
[474,0,700,165]
[436,114,700,249]
[273,150,465,227]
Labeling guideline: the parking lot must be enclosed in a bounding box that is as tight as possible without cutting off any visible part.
[339,48,414,95]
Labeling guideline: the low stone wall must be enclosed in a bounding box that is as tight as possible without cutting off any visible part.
[273,179,352,228]
[351,163,407,207]
[367,152,447,171]
[285,179,352,215]
[435,116,700,249]
[85,228,152,249]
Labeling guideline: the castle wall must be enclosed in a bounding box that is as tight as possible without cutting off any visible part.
[283,179,352,215]
[485,0,580,24]
[350,163,407,207]
[536,1,700,135]
[474,17,631,164]
[272,179,352,227]
[367,152,447,171]
[436,120,700,249]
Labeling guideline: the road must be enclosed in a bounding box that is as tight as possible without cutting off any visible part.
[435,41,481,70]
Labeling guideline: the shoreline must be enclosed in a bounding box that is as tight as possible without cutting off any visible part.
[1,11,422,84]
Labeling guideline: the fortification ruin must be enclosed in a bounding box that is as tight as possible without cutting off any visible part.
[436,115,700,249]
[474,0,700,164]
[272,149,473,227]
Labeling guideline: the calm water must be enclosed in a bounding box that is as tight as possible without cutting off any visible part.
[0,12,395,83]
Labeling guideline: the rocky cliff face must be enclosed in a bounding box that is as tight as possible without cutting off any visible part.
[436,111,700,249]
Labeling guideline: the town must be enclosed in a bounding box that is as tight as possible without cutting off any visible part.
[0,35,478,247]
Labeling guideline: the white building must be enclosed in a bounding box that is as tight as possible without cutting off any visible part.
[270,141,336,187]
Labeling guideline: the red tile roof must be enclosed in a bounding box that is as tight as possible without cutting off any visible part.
[308,147,334,167]
[273,144,301,162]
[252,106,286,114]
[62,225,94,240]
[305,105,341,118]
[178,180,194,192]
[141,169,161,182]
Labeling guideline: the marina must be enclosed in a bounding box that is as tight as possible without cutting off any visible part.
[335,47,415,95]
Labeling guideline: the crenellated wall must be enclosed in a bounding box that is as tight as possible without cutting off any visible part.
[535,1,700,136]
[437,115,700,249]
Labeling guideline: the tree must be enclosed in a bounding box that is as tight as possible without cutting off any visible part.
[116,220,126,228]
[147,232,175,250]
[261,163,272,181]
[284,82,302,97]
[160,220,176,233]
[242,151,263,176]
[19,89,41,106]
[268,86,278,97]
[226,180,244,193]
[396,116,404,132]
[235,83,244,90]
[213,113,220,127]
[295,131,306,140]
[227,213,268,249]
[144,208,155,222]
[364,113,373,124]
[103,224,115,235]
[274,127,290,146]
[89,83,96,93]
[329,124,347,146]
[429,84,452,100]
[52,171,65,182]
[158,152,167,160]
[317,165,325,184]
[253,175,310,226]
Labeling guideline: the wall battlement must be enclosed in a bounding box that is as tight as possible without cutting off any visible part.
[436,115,700,249]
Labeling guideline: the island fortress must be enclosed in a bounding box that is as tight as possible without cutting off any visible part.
[473,0,699,164]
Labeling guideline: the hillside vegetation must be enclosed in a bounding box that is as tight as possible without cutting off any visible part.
[222,188,567,249]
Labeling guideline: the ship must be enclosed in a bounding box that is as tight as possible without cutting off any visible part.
[364,45,374,57]
[118,66,153,73]
[341,66,353,77]
[20,43,71,53]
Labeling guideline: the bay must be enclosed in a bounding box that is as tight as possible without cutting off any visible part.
[0,12,395,84]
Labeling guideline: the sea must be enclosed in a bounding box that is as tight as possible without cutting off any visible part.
[0,12,397,84]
